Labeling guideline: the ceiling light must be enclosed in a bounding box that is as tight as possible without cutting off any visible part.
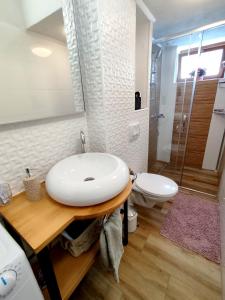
[31,47,52,58]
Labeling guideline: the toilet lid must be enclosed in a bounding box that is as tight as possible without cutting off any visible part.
[135,173,178,198]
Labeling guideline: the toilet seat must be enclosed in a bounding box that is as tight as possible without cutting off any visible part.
[135,173,178,198]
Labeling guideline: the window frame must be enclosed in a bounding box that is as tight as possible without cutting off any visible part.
[177,42,225,82]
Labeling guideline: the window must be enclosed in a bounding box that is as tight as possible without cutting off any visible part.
[178,44,225,81]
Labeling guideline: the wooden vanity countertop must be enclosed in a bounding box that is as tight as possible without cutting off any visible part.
[0,181,132,254]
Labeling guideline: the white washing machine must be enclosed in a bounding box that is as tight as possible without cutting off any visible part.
[0,223,44,300]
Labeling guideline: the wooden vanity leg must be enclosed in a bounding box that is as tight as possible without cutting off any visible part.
[123,199,128,246]
[37,247,62,300]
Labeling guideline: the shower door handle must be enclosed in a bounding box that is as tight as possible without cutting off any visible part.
[150,113,165,120]
[157,113,165,119]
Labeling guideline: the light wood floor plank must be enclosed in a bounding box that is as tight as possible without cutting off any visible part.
[166,275,221,300]
[123,245,170,289]
[70,191,221,300]
[147,232,220,281]
[143,235,221,292]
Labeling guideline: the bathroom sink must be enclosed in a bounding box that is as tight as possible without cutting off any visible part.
[46,153,129,206]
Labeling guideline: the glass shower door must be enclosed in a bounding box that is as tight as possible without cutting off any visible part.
[180,24,225,194]
[148,32,203,185]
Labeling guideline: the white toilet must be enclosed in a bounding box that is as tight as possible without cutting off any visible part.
[131,173,178,208]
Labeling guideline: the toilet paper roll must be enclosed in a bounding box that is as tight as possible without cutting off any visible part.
[23,176,41,201]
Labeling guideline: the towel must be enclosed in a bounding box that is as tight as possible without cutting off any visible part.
[100,208,124,282]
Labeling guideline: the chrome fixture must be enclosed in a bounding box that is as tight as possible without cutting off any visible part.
[80,130,86,153]
[150,113,165,119]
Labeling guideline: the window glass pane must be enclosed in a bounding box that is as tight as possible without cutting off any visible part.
[199,50,223,76]
[180,49,223,79]
[180,53,198,79]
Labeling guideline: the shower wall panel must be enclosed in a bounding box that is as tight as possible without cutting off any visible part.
[184,79,218,168]
[170,79,218,169]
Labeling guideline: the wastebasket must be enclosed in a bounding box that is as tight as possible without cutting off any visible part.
[128,206,138,233]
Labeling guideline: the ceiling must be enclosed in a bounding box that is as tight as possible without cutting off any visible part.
[144,0,225,39]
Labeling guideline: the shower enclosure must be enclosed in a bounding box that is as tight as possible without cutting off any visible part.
[148,23,225,195]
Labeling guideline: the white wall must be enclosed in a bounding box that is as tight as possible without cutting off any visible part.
[0,115,88,195]
[21,0,61,28]
[135,7,150,108]
[101,0,149,172]
[74,0,150,173]
[0,0,24,27]
[219,165,225,299]
[203,82,225,170]
[157,46,177,162]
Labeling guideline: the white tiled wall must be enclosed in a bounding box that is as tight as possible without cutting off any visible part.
[62,0,85,112]
[74,0,150,172]
[126,109,149,172]
[0,115,87,195]
[101,0,149,172]
[74,0,107,152]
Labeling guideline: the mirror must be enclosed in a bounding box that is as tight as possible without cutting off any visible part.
[0,0,84,125]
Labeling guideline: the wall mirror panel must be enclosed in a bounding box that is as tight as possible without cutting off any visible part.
[0,0,84,125]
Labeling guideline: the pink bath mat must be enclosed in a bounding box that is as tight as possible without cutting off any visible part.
[160,192,221,263]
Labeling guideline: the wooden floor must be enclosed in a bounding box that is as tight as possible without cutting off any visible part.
[181,167,219,196]
[70,191,221,300]
[149,161,219,196]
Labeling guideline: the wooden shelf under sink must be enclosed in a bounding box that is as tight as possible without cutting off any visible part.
[51,242,99,300]
[0,182,131,299]
[0,181,132,254]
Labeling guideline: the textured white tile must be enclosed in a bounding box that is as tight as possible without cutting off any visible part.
[73,0,107,152]
[101,0,149,172]
[74,0,149,171]
[0,115,87,195]
[62,0,85,112]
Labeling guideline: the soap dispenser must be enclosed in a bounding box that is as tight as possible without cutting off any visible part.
[0,179,12,205]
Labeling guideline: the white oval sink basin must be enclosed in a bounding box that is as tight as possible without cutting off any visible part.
[46,153,129,206]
